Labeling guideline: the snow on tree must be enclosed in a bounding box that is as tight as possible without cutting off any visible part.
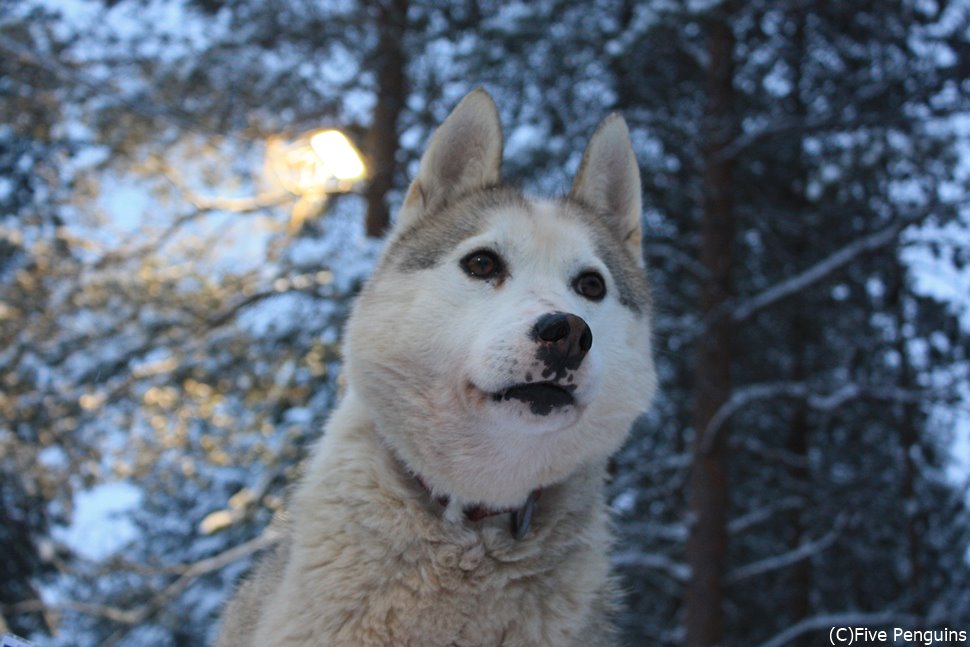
[1,1,969,645]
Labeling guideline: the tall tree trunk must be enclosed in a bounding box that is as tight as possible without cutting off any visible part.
[889,266,925,617]
[363,0,409,238]
[685,8,737,647]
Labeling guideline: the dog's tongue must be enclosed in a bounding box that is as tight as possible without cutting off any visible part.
[499,383,574,416]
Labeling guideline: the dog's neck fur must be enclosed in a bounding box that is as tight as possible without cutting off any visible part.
[225,391,620,645]
[408,468,543,540]
[300,390,607,546]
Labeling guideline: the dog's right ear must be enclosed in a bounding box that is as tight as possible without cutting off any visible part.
[570,114,643,265]
[397,88,502,230]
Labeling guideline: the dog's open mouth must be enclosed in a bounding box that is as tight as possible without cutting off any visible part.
[492,382,576,416]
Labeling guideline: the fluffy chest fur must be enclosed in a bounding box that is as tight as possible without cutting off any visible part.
[238,396,617,647]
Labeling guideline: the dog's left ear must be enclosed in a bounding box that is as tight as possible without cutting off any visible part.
[397,89,503,230]
[570,114,643,264]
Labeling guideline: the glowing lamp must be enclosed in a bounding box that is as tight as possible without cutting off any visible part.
[264,128,366,232]
[266,129,366,198]
[309,130,366,183]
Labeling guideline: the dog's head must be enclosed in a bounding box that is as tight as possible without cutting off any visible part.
[345,89,656,507]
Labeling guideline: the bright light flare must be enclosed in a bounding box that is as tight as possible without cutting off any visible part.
[309,130,366,182]
[265,128,366,198]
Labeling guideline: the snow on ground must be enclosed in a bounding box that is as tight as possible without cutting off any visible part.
[53,481,142,560]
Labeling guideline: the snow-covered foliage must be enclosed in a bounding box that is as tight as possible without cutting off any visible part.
[1,1,969,645]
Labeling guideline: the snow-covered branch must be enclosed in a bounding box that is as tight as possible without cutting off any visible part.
[734,437,811,470]
[621,521,690,543]
[728,496,805,535]
[701,381,935,452]
[610,453,691,493]
[156,156,290,214]
[643,242,710,283]
[725,521,842,585]
[668,211,936,351]
[3,528,281,638]
[0,33,198,132]
[612,550,691,583]
[730,212,931,325]
[721,97,967,161]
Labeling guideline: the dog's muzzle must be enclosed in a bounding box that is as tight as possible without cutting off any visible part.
[492,382,576,415]
[489,311,592,416]
[532,312,592,376]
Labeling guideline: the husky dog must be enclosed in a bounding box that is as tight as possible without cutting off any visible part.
[218,89,656,646]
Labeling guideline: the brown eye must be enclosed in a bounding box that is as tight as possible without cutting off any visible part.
[574,271,606,301]
[461,250,502,279]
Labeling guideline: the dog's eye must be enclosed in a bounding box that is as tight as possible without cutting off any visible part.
[574,271,606,301]
[461,250,502,280]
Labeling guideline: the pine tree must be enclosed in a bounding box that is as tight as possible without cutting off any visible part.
[2,1,969,644]
[0,2,87,634]
[599,1,970,644]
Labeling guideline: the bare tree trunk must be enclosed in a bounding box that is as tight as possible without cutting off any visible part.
[889,268,925,618]
[685,8,736,647]
[363,0,409,238]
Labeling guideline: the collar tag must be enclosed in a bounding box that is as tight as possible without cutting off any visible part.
[412,471,542,540]
[510,489,540,540]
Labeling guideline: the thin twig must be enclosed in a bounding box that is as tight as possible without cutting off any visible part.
[2,528,281,637]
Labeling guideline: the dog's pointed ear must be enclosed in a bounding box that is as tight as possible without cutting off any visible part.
[397,89,502,230]
[570,114,643,264]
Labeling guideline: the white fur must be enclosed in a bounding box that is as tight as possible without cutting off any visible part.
[348,199,652,507]
[218,89,656,646]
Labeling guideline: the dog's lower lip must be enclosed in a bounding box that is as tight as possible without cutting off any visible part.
[492,382,575,416]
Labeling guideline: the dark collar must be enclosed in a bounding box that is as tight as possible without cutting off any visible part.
[412,474,542,541]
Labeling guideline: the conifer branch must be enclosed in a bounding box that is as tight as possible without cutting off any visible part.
[612,550,691,582]
[701,381,949,452]
[2,528,281,638]
[725,521,842,584]
[730,211,934,325]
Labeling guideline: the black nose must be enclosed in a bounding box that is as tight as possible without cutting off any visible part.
[532,312,592,369]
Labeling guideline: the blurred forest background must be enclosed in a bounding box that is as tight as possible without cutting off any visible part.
[2,0,970,645]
